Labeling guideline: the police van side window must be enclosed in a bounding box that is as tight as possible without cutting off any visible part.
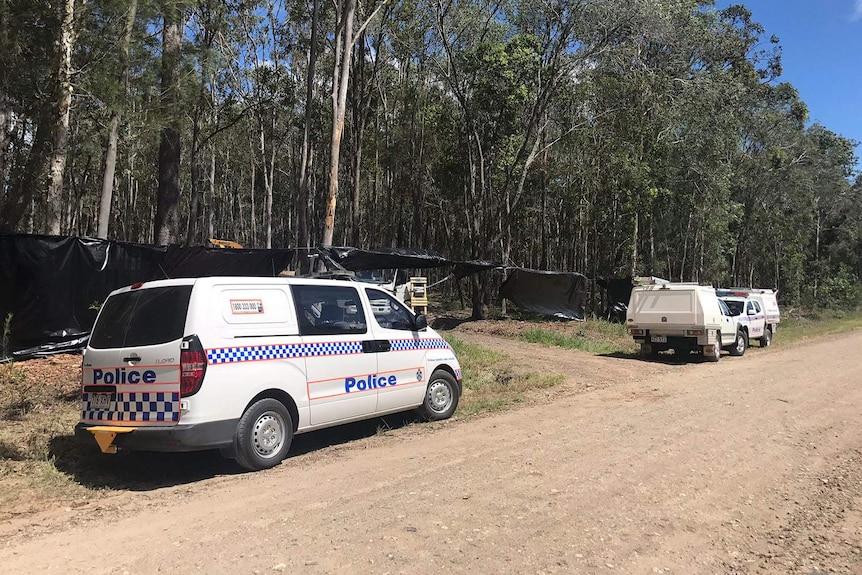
[752,301,761,313]
[290,285,367,336]
[366,288,415,331]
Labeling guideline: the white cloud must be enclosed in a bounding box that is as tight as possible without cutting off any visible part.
[854,0,862,21]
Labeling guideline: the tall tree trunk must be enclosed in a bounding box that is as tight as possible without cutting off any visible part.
[0,93,15,193]
[631,210,638,277]
[97,114,121,238]
[321,0,356,248]
[97,0,137,239]
[261,124,275,249]
[349,31,366,248]
[207,147,216,239]
[0,112,51,231]
[154,4,183,245]
[297,0,319,250]
[249,149,256,246]
[45,0,77,235]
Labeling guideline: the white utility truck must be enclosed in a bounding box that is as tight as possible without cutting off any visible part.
[76,276,462,471]
[716,288,779,347]
[626,277,747,361]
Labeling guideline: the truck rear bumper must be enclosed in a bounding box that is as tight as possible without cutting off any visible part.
[633,329,717,350]
[75,419,238,453]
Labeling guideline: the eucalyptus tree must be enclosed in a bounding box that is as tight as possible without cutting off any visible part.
[320,0,388,248]
[154,0,187,245]
[96,0,139,239]
[45,0,79,235]
[0,0,61,232]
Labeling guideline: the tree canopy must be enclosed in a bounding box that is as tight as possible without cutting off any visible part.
[0,0,859,309]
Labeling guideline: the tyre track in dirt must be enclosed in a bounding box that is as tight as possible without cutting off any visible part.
[1,330,861,574]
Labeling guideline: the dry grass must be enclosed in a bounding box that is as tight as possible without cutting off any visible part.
[0,357,92,516]
[449,315,639,356]
[444,334,565,416]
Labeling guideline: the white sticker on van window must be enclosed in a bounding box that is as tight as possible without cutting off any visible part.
[230,299,265,314]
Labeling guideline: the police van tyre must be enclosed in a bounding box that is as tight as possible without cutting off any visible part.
[419,370,460,421]
[760,327,772,347]
[704,331,721,362]
[729,329,747,357]
[234,398,294,471]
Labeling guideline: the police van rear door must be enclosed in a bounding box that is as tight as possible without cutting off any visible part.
[82,282,193,427]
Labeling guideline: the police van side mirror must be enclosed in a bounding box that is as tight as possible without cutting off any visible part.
[413,314,428,331]
[747,308,756,315]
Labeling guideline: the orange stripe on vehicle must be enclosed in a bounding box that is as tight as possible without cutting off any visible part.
[311,380,426,401]
[307,365,422,385]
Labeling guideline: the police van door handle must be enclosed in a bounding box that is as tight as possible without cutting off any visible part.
[362,340,391,353]
[123,355,141,363]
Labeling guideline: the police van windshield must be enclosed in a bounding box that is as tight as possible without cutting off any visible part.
[89,286,192,349]
[723,300,744,316]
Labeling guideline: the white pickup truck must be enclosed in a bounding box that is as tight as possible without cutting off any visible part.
[626,278,748,361]
[716,288,780,347]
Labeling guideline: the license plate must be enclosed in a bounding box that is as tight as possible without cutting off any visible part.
[90,393,111,410]
[651,335,667,343]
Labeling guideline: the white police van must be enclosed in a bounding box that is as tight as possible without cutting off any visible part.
[75,276,463,470]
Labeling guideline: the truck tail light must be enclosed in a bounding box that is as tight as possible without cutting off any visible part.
[180,336,207,397]
[686,329,703,336]
[629,328,644,336]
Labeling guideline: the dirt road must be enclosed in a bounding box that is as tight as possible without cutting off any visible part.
[2,330,861,575]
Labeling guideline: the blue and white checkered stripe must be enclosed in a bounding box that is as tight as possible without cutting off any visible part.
[81,392,180,423]
[207,341,364,364]
[206,338,449,365]
[389,338,451,352]
[455,368,462,380]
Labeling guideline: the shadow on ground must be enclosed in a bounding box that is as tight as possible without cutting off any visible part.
[49,411,422,492]
[599,350,722,364]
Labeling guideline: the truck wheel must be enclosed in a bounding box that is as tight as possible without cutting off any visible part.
[234,398,293,471]
[704,331,720,362]
[418,370,460,421]
[729,330,748,357]
[759,327,772,347]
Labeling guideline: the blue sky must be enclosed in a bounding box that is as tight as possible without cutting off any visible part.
[718,0,862,171]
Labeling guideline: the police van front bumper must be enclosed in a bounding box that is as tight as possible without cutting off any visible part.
[75,419,238,453]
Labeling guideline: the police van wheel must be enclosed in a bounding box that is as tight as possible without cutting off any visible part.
[419,370,460,421]
[729,330,747,357]
[234,398,293,471]
[760,327,772,347]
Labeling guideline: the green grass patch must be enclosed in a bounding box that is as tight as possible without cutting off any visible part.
[773,309,862,346]
[443,334,565,416]
[521,328,621,354]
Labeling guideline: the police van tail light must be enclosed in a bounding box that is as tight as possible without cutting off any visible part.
[180,335,207,397]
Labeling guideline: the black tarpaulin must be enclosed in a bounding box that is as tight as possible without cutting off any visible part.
[162,246,297,277]
[596,276,633,322]
[323,247,450,271]
[0,234,301,359]
[453,260,500,278]
[1,235,481,359]
[0,234,167,357]
[1,233,558,359]
[499,268,588,320]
